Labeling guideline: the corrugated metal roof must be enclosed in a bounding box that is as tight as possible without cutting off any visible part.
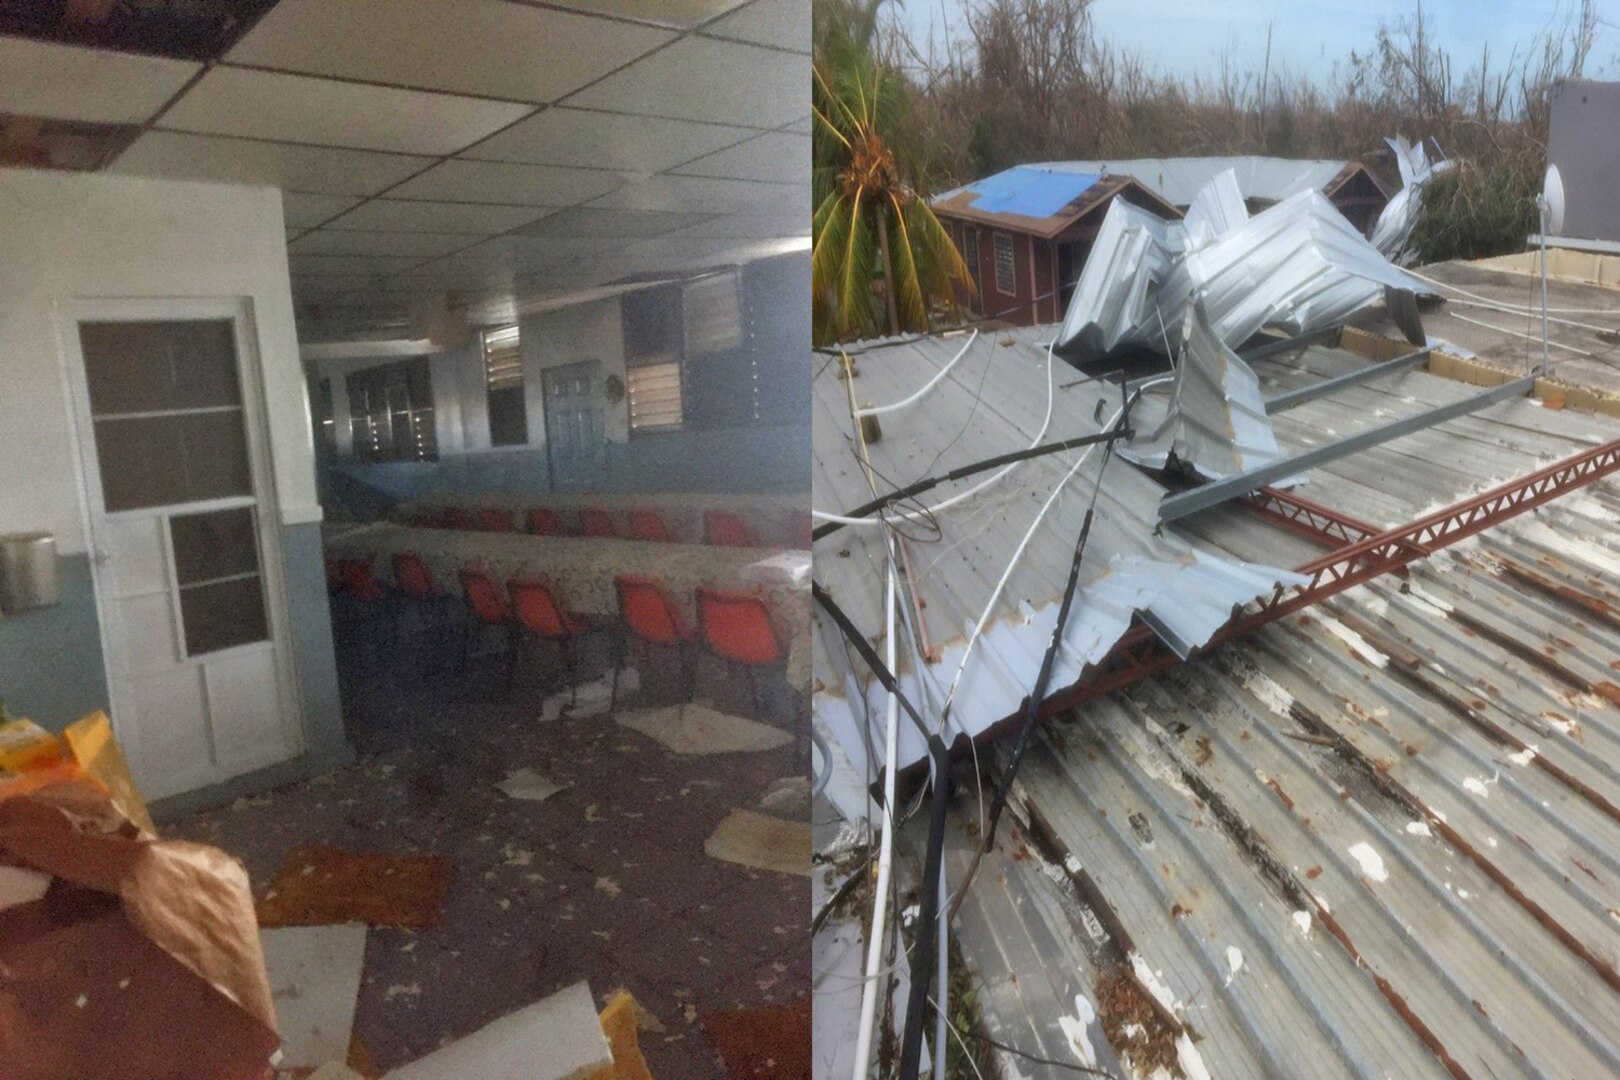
[810,327,1306,774]
[918,334,1620,1077]
[1041,156,1359,208]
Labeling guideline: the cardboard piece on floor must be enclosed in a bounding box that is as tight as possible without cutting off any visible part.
[496,768,568,803]
[701,999,812,1080]
[588,991,654,1080]
[616,703,792,756]
[541,670,637,723]
[387,981,612,1080]
[703,809,811,877]
[257,846,451,929]
[260,923,368,1069]
[0,863,51,910]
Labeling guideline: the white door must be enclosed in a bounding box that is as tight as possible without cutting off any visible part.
[60,300,303,801]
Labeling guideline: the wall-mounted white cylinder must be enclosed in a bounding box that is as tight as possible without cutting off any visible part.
[0,533,59,614]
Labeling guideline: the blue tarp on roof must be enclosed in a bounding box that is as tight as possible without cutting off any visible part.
[963,165,1102,219]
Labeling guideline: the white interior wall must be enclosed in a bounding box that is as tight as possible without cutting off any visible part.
[0,168,315,554]
[521,295,629,444]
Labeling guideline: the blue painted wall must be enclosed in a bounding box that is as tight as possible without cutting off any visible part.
[0,554,109,732]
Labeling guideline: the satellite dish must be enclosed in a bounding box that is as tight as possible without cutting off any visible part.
[1542,164,1566,236]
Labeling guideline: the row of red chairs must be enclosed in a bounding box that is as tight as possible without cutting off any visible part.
[330,552,784,714]
[421,505,804,548]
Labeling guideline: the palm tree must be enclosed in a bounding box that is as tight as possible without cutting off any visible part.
[812,0,972,344]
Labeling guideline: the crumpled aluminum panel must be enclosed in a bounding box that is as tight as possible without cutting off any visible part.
[1371,136,1453,266]
[1121,298,1288,482]
[1058,183,1429,358]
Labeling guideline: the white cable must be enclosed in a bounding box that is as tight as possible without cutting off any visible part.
[813,341,1058,526]
[940,376,1173,717]
[854,330,979,417]
[933,858,949,1080]
[1409,267,1620,315]
[1439,294,1617,335]
[1448,311,1595,358]
[850,554,903,1080]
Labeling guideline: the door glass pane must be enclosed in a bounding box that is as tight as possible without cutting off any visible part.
[170,507,259,586]
[179,576,268,656]
[93,412,252,511]
[80,320,241,415]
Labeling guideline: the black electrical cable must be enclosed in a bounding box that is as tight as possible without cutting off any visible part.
[811,427,1132,541]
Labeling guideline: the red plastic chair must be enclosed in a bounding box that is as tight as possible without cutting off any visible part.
[581,508,617,538]
[527,508,567,536]
[339,557,387,604]
[507,578,591,701]
[445,506,472,531]
[695,587,784,718]
[612,575,695,708]
[480,508,515,533]
[456,567,517,677]
[704,510,756,548]
[629,510,672,543]
[393,552,452,664]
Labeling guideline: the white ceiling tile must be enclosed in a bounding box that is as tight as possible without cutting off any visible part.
[0,37,198,125]
[112,130,435,196]
[590,174,801,213]
[518,207,716,239]
[387,159,626,206]
[543,0,748,30]
[459,235,631,272]
[160,67,534,156]
[673,132,808,183]
[282,192,365,228]
[289,230,478,258]
[703,0,809,52]
[325,199,554,234]
[228,0,673,104]
[463,106,751,173]
[566,36,807,129]
[670,210,809,239]
[289,253,430,275]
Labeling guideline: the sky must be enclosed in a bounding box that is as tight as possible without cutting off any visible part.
[890,0,1620,85]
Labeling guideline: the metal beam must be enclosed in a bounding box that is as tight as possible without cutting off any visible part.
[1243,486,1383,548]
[1160,375,1536,523]
[1264,348,1431,414]
[1043,434,1620,711]
[1238,325,1341,363]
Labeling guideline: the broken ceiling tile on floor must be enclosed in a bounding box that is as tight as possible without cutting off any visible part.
[386,981,612,1080]
[495,767,569,802]
[703,809,810,877]
[260,923,368,1071]
[616,703,793,755]
[541,670,637,722]
[257,846,452,930]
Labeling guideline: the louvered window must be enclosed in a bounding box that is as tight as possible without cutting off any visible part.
[683,271,743,355]
[993,232,1016,295]
[626,358,683,432]
[482,324,527,446]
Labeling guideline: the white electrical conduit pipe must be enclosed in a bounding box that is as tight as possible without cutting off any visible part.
[939,375,1173,719]
[1448,311,1597,358]
[1436,294,1619,335]
[849,552,903,1080]
[812,341,1058,526]
[1408,268,1620,316]
[853,330,979,417]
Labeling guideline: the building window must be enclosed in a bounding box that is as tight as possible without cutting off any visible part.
[683,271,744,356]
[481,324,527,447]
[963,227,980,282]
[626,359,683,432]
[344,358,437,463]
[993,232,1016,295]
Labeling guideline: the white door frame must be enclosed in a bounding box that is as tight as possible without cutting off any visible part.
[53,295,306,789]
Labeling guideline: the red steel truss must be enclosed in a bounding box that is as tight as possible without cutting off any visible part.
[1044,435,1620,711]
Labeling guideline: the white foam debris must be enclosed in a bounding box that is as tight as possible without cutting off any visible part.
[1292,910,1312,935]
[1119,723,1195,800]
[1509,745,1539,766]
[1175,1032,1213,1080]
[1224,946,1244,986]
[1244,668,1295,718]
[1487,836,1498,848]
[1362,594,1389,618]
[1544,713,1577,735]
[1317,614,1389,667]
[1064,854,1085,876]
[1463,776,1491,798]
[1348,842,1389,882]
[1405,820,1432,837]
[1123,1023,1147,1039]
[1400,585,1454,619]
[1057,995,1099,1067]
[1129,953,1180,1017]
[1311,890,1331,913]
[1458,889,1470,899]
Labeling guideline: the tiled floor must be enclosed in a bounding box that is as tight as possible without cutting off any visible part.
[166,611,809,1078]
